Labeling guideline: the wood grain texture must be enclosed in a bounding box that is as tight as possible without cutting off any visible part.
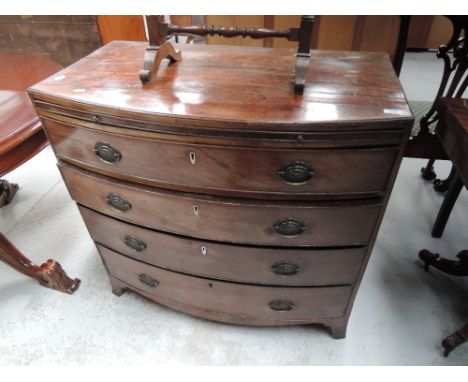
[60,163,382,247]
[407,16,434,49]
[43,118,399,198]
[273,16,302,48]
[99,245,352,325]
[80,206,366,286]
[29,41,413,131]
[0,16,101,67]
[0,52,61,175]
[29,41,413,337]
[204,16,265,46]
[353,16,400,57]
[97,16,146,45]
[316,16,358,51]
[426,16,454,49]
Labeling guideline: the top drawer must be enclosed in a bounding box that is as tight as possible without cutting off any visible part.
[42,118,398,199]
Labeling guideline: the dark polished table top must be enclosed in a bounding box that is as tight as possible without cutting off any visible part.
[29,41,413,133]
[0,52,61,156]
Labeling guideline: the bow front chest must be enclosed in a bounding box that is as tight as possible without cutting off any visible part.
[29,41,413,338]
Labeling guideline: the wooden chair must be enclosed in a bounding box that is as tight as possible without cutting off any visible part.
[404,16,468,185]
[0,52,80,294]
[399,16,468,239]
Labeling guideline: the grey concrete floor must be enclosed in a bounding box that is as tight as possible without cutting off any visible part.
[0,52,467,365]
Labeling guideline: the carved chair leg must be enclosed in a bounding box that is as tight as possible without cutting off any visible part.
[0,179,19,208]
[433,165,457,193]
[442,322,468,357]
[421,158,437,181]
[431,175,463,238]
[419,249,468,276]
[0,233,80,294]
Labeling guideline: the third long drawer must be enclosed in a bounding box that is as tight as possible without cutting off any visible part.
[80,206,366,286]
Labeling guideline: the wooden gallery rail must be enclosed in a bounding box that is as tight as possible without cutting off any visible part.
[140,15,314,95]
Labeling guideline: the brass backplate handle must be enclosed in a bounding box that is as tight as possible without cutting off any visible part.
[124,235,147,252]
[269,299,294,311]
[138,273,159,288]
[273,218,305,237]
[277,161,315,185]
[271,261,300,276]
[106,193,132,212]
[94,142,121,164]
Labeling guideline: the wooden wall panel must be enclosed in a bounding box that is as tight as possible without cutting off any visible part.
[97,16,146,44]
[0,15,101,67]
[273,15,301,48]
[407,16,434,48]
[316,16,357,50]
[426,16,454,49]
[353,16,400,57]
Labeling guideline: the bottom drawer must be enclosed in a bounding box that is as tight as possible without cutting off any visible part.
[98,245,352,325]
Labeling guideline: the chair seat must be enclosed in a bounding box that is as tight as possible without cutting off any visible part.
[408,100,432,138]
[404,100,447,159]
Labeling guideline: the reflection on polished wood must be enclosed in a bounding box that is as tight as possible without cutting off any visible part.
[30,41,413,338]
[0,52,80,294]
[30,41,412,128]
[0,233,80,294]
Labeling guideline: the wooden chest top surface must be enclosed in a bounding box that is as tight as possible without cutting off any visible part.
[29,41,412,132]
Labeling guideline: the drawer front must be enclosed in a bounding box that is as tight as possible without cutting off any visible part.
[44,118,398,197]
[61,163,381,247]
[81,206,366,286]
[99,245,352,324]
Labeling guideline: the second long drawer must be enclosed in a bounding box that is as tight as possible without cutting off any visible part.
[60,162,382,247]
[80,206,366,286]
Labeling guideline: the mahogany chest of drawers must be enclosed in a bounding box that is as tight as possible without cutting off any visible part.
[29,41,413,338]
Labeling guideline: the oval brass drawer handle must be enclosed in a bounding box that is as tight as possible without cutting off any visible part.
[269,299,294,312]
[273,218,305,237]
[124,235,147,252]
[138,273,159,288]
[271,261,299,276]
[106,193,132,212]
[277,161,315,185]
[94,142,121,164]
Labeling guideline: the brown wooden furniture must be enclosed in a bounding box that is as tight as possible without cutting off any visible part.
[418,98,468,356]
[0,16,102,67]
[0,52,80,294]
[29,41,413,338]
[140,15,314,95]
[417,16,467,186]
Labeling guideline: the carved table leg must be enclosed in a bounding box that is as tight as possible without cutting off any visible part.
[421,158,437,181]
[433,165,457,193]
[0,179,18,208]
[431,175,463,238]
[419,249,468,276]
[419,249,468,356]
[442,323,468,357]
[0,233,80,294]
